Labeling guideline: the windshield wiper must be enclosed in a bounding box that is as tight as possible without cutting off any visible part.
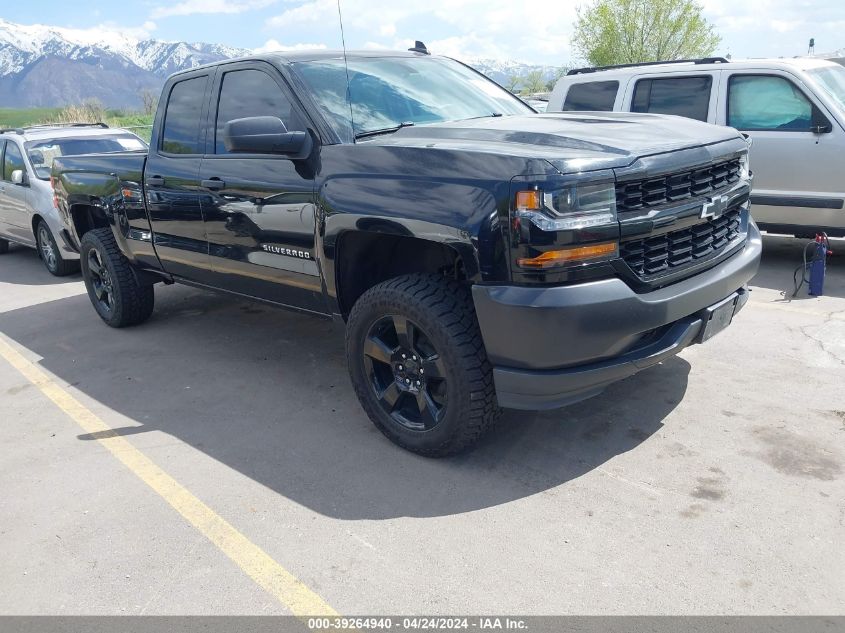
[354,121,415,140]
[472,113,504,119]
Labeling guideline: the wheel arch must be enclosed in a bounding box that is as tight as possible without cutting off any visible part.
[333,230,475,320]
[68,199,110,242]
[30,213,45,238]
[31,213,49,261]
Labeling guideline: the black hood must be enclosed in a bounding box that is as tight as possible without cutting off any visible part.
[366,112,744,174]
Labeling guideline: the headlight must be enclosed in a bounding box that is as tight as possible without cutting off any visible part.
[738,153,751,180]
[515,181,617,231]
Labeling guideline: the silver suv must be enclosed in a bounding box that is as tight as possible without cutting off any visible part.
[0,124,147,275]
[549,57,845,237]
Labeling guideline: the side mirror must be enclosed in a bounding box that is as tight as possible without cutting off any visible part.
[11,170,25,186]
[224,116,313,159]
[811,107,833,134]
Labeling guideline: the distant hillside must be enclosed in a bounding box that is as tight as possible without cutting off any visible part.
[469,59,564,87]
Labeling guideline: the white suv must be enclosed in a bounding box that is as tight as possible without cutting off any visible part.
[549,57,845,237]
[0,123,147,275]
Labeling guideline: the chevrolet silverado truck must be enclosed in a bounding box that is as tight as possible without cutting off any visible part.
[52,49,762,456]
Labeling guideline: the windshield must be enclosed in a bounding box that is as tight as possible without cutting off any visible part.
[25,133,148,180]
[807,65,845,112]
[294,56,533,142]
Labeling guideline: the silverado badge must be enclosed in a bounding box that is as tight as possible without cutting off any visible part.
[261,244,312,259]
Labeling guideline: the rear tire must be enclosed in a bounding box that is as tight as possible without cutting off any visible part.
[36,220,79,276]
[0,238,8,254]
[80,228,154,328]
[346,274,500,457]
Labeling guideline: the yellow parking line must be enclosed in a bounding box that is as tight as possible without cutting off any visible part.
[0,335,338,618]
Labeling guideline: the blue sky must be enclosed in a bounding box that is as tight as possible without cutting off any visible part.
[4,0,845,65]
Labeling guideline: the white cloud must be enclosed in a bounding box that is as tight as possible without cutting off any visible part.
[51,20,158,46]
[151,0,278,19]
[425,34,510,61]
[255,39,327,53]
[258,0,845,65]
[266,0,577,64]
[701,0,845,58]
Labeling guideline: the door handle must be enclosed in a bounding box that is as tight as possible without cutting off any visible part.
[202,178,226,191]
[146,176,165,187]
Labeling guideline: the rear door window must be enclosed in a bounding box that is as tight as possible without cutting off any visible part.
[563,81,619,111]
[727,74,813,131]
[161,75,209,155]
[631,76,712,121]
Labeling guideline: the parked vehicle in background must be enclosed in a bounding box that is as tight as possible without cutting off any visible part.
[549,57,845,237]
[53,50,760,456]
[0,124,147,275]
[524,98,549,112]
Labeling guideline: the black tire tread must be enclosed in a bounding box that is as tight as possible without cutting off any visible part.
[80,228,154,327]
[347,273,500,456]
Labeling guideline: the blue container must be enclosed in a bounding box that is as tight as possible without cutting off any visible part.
[809,239,827,296]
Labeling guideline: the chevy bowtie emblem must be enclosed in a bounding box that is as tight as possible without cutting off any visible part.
[701,194,730,220]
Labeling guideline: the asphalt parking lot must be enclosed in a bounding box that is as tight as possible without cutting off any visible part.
[1,235,843,616]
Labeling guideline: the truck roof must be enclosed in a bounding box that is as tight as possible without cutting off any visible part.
[167,49,434,78]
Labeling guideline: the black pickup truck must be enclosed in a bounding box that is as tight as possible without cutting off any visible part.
[52,49,762,456]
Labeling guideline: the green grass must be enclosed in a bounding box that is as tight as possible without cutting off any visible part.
[0,107,64,127]
[0,108,153,142]
[108,114,154,142]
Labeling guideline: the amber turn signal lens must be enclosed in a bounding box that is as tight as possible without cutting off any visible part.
[515,190,541,210]
[517,242,618,269]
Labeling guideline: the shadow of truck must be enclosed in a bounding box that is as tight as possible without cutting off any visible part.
[0,259,689,520]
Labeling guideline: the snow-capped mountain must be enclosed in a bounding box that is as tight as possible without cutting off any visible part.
[0,18,565,109]
[0,18,248,108]
[469,59,564,86]
[0,18,247,77]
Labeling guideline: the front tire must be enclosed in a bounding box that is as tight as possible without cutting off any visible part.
[0,238,8,254]
[36,220,79,276]
[80,228,154,328]
[346,274,500,457]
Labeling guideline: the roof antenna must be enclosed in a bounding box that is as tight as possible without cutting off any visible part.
[408,41,430,55]
[336,0,355,140]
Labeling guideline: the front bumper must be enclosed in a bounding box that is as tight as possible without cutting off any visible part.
[472,221,762,410]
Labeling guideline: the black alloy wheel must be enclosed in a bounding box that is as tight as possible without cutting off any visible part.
[79,228,154,328]
[86,246,114,316]
[363,314,449,431]
[346,274,500,456]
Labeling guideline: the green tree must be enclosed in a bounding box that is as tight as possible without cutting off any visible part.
[505,74,522,93]
[546,67,570,91]
[572,0,720,67]
[520,70,548,96]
